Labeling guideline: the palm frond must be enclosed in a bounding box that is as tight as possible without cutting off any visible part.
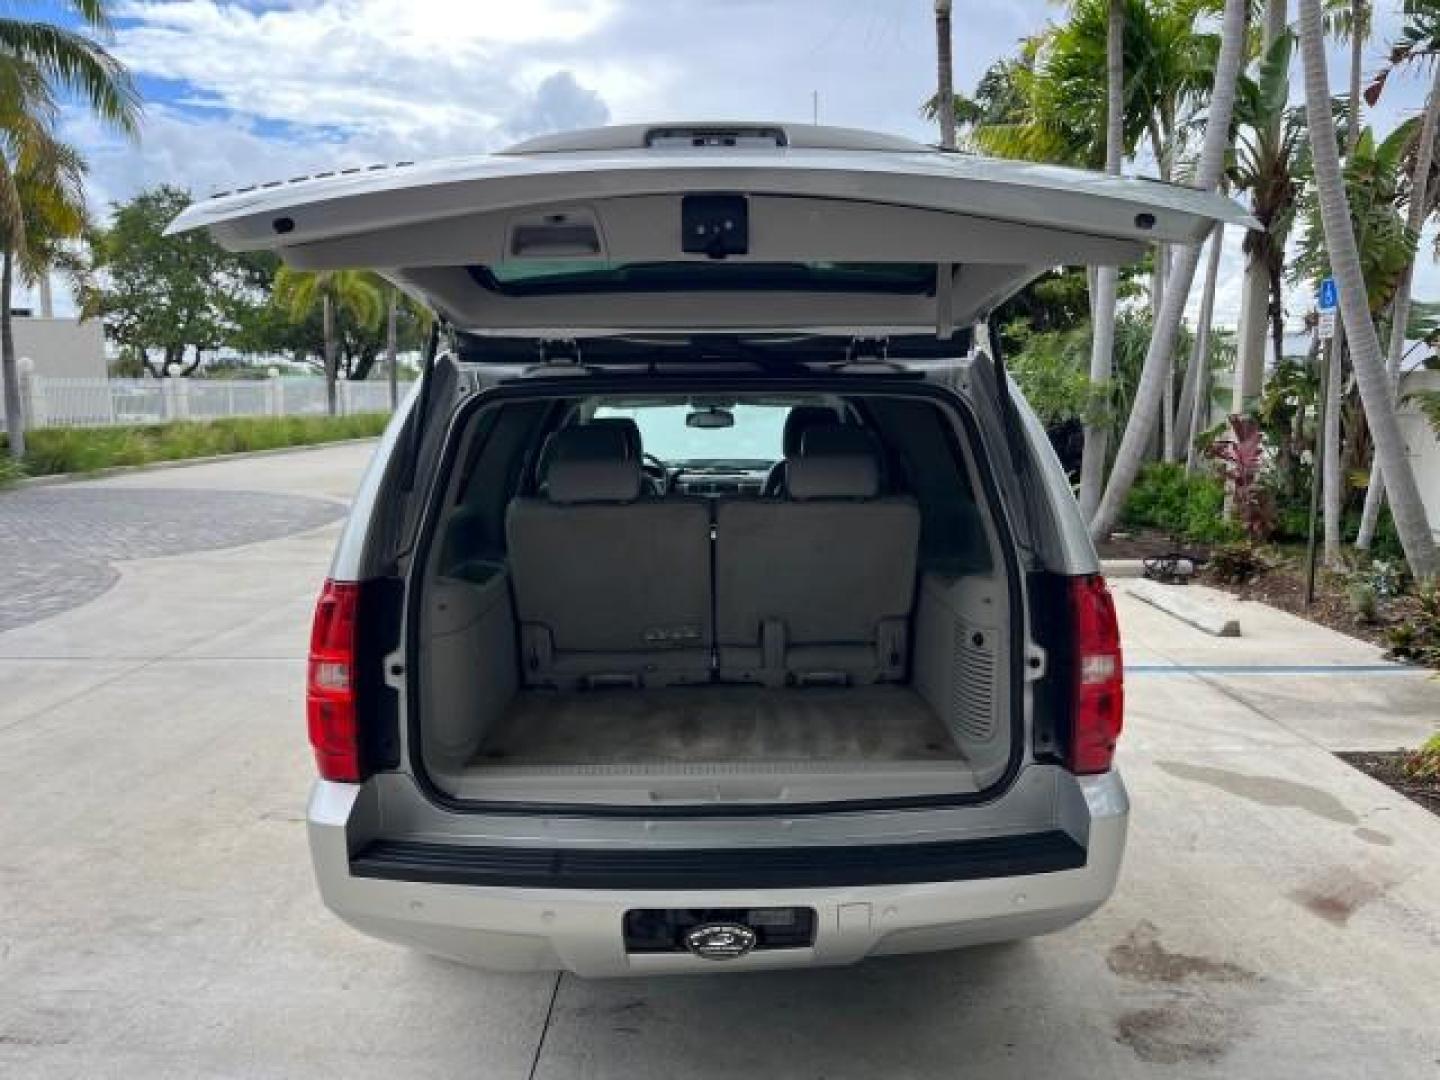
[0,18,140,135]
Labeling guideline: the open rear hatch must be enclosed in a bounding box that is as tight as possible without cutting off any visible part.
[169,121,1253,339]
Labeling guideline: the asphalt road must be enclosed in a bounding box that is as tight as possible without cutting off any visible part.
[1,443,1437,1079]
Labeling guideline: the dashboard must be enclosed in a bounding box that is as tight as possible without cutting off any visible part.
[667,466,770,497]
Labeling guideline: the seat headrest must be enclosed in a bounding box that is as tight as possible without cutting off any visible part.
[787,425,881,501]
[586,417,643,459]
[799,424,877,458]
[787,454,881,500]
[544,425,642,503]
[782,405,841,456]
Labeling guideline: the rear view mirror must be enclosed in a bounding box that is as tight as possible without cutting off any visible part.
[686,407,735,429]
[685,408,731,429]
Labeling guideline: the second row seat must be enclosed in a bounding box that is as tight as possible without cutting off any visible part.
[506,422,920,689]
[715,426,921,686]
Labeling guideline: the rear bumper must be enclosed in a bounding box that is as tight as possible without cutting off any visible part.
[307,772,1128,977]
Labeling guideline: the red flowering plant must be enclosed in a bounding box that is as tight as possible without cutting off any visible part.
[1208,414,1275,542]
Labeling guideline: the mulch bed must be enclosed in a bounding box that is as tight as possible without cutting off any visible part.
[1337,752,1440,818]
[1210,559,1414,651]
[1097,529,1210,562]
[1099,529,1412,651]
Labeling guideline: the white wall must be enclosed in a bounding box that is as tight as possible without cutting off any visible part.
[1397,368,1440,540]
[9,317,107,379]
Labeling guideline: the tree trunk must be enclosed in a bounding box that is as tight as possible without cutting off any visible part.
[1298,0,1435,575]
[1079,0,1125,520]
[1357,57,1440,548]
[1233,0,1291,416]
[1090,0,1249,541]
[1162,356,1176,462]
[1,250,24,460]
[323,292,337,416]
[1319,0,1367,567]
[1233,258,1269,411]
[934,1,956,150]
[386,291,399,410]
[38,271,53,319]
[1268,258,1286,376]
[1265,0,1288,48]
[1180,225,1224,468]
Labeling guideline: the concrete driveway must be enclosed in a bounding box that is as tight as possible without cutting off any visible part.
[1,443,1437,1078]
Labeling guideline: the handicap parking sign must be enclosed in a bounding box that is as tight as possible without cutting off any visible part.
[1318,277,1338,311]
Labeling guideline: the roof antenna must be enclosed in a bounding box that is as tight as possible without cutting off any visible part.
[811,90,819,125]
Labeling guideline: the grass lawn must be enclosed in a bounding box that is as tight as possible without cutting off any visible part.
[0,413,388,485]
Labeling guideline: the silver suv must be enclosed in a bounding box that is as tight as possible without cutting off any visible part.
[173,122,1247,976]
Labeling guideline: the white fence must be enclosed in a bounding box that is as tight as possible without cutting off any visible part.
[8,375,409,429]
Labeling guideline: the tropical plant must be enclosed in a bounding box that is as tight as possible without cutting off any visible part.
[1297,0,1437,577]
[0,0,140,460]
[273,268,384,415]
[1208,414,1275,540]
[1090,0,1249,542]
[1255,355,1322,499]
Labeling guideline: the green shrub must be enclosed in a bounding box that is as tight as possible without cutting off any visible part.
[19,414,389,477]
[1347,580,1378,623]
[1121,463,1242,545]
[1386,580,1440,668]
[1208,541,1266,585]
[1404,733,1440,782]
[0,450,26,487]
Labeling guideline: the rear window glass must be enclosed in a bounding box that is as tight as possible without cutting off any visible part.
[474,261,936,296]
[594,403,787,466]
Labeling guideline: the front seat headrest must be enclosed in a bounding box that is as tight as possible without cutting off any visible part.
[781,406,841,457]
[586,417,644,460]
[544,425,642,503]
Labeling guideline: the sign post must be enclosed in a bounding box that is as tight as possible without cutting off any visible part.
[1305,278,1338,605]
[1316,277,1337,341]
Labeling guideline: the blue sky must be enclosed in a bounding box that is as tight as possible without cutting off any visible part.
[29,0,1440,326]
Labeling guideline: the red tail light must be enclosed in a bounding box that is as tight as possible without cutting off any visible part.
[307,579,363,782]
[1068,575,1124,775]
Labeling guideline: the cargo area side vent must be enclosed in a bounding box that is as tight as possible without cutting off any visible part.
[950,619,997,744]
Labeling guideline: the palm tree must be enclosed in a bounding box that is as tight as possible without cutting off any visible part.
[1,128,86,459]
[1356,0,1440,549]
[1079,0,1126,520]
[1297,0,1437,576]
[1230,32,1305,414]
[1232,0,1297,413]
[1090,0,1250,542]
[0,3,139,460]
[274,268,384,415]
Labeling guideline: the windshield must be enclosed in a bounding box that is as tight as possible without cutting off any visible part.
[593,404,787,466]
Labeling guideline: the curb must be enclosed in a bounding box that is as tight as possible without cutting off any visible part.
[1101,558,1146,580]
[1124,578,1242,637]
[5,437,380,490]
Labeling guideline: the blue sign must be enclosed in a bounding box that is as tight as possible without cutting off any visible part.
[1318,277,1338,311]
